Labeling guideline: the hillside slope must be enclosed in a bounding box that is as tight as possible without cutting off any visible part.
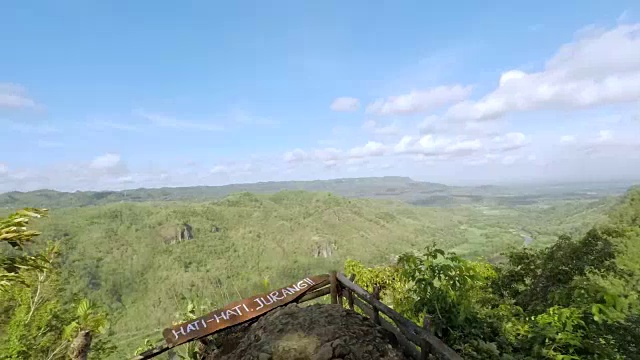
[37,192,469,358]
[11,190,619,358]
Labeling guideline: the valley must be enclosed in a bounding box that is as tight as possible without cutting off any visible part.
[0,178,629,358]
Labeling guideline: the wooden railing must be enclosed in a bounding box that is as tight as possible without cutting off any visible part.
[133,271,462,360]
[330,271,462,360]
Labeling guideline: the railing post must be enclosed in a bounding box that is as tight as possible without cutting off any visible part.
[329,271,338,304]
[372,286,381,325]
[347,274,355,310]
[337,276,344,307]
[421,314,433,359]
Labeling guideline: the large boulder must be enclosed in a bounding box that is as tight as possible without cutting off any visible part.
[177,223,194,242]
[203,304,407,360]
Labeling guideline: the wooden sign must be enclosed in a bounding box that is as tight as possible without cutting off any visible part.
[162,274,329,347]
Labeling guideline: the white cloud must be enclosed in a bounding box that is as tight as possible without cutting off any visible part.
[390,131,526,159]
[349,141,388,158]
[394,136,414,153]
[446,139,482,152]
[90,153,121,169]
[135,110,224,131]
[392,134,483,157]
[445,24,640,122]
[560,135,576,143]
[0,154,139,191]
[346,158,368,165]
[366,85,472,116]
[418,115,504,137]
[501,155,519,165]
[492,132,528,151]
[597,129,614,142]
[283,149,307,163]
[418,115,442,134]
[210,165,227,174]
[210,163,253,176]
[314,148,341,161]
[578,128,640,156]
[323,160,338,168]
[282,147,343,167]
[0,164,8,176]
[418,134,453,153]
[117,176,134,183]
[330,97,360,112]
[0,83,36,109]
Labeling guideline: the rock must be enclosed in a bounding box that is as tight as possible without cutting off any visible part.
[177,223,194,242]
[312,343,334,360]
[311,237,337,258]
[331,340,349,358]
[203,304,407,360]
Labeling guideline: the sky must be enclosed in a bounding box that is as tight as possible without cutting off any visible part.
[1,0,640,192]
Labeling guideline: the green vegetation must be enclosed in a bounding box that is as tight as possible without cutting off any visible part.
[0,180,637,359]
[0,209,113,359]
[346,187,640,359]
[0,176,632,209]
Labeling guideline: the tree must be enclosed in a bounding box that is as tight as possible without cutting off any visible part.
[0,208,49,291]
[64,299,110,360]
[345,228,640,359]
[0,209,114,359]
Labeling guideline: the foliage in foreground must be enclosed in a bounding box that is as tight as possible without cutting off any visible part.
[345,189,640,359]
[0,209,113,359]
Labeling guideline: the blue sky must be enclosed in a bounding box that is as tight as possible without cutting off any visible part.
[1,1,639,191]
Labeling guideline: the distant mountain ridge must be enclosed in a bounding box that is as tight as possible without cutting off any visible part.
[0,176,634,209]
[0,177,443,208]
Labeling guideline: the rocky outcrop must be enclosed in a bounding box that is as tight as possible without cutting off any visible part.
[202,304,407,360]
[162,223,195,244]
[311,237,336,258]
[177,223,194,242]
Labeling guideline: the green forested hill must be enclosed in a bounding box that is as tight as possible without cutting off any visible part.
[0,176,633,209]
[15,190,614,358]
[0,177,446,208]
[0,187,633,359]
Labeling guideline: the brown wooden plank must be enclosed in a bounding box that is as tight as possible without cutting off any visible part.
[421,315,433,360]
[372,286,381,325]
[297,286,331,303]
[162,274,329,348]
[336,273,462,360]
[329,271,338,304]
[350,293,420,360]
[347,274,355,310]
[353,293,423,346]
[131,344,170,360]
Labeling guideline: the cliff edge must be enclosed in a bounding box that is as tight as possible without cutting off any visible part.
[202,303,408,360]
